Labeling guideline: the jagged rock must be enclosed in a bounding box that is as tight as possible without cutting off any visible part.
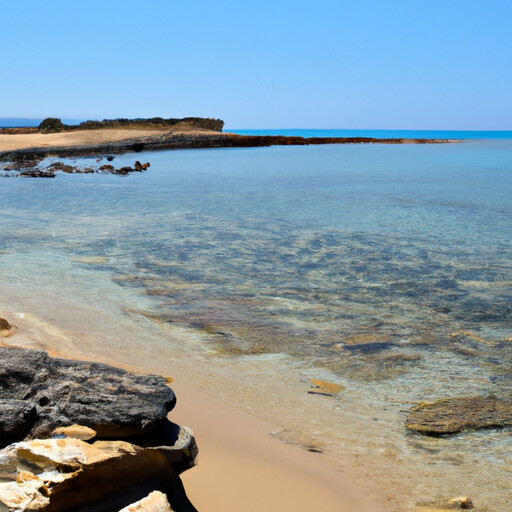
[0,427,197,511]
[134,161,150,172]
[406,395,512,435]
[0,347,176,445]
[119,491,174,511]
[0,400,36,445]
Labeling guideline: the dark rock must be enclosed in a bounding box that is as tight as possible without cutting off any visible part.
[0,318,11,330]
[113,166,135,175]
[0,347,176,446]
[406,394,512,436]
[0,400,36,445]
[48,161,76,173]
[18,170,55,178]
[134,160,143,171]
[106,155,115,161]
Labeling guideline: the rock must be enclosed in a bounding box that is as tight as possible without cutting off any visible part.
[52,424,97,441]
[106,155,115,161]
[48,162,76,173]
[0,347,176,445]
[100,164,115,172]
[406,394,512,435]
[18,169,55,178]
[0,429,197,511]
[0,400,36,445]
[134,161,150,172]
[114,166,135,175]
[119,491,174,511]
[0,318,14,337]
[415,496,474,511]
[448,496,473,509]
[308,379,345,396]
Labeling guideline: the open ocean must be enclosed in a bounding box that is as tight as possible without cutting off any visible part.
[1,133,511,510]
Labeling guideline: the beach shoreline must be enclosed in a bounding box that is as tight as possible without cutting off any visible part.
[0,309,390,512]
[0,127,455,161]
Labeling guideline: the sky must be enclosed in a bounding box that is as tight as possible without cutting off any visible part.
[1,0,511,129]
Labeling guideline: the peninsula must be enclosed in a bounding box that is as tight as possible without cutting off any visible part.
[0,117,453,164]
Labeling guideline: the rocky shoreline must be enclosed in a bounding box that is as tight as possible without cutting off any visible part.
[0,342,197,511]
[0,130,453,162]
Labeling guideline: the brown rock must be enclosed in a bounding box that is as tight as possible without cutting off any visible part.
[406,395,512,435]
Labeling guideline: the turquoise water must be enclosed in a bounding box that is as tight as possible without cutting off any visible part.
[230,128,512,140]
[1,140,511,510]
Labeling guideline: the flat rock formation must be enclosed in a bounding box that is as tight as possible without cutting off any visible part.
[0,130,453,163]
[406,395,512,436]
[0,346,197,511]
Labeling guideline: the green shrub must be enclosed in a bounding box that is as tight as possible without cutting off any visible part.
[38,118,66,133]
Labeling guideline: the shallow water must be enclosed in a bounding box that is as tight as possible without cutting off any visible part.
[1,141,511,510]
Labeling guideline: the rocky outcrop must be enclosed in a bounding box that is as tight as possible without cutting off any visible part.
[0,347,176,443]
[2,160,151,178]
[406,395,512,436]
[0,347,197,511]
[0,132,452,164]
[0,430,196,511]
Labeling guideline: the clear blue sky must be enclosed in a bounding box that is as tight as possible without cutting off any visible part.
[1,0,511,129]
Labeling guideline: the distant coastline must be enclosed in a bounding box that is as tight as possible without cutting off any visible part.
[0,117,456,164]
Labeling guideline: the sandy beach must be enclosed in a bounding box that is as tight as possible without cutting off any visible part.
[0,311,388,512]
[0,128,172,152]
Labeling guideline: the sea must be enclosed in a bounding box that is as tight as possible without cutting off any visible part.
[1,129,511,511]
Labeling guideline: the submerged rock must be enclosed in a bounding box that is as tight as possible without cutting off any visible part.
[0,347,176,444]
[0,318,14,337]
[406,395,512,435]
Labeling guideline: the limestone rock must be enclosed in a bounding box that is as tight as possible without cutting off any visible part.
[0,426,197,511]
[52,424,97,441]
[406,394,512,435]
[0,347,176,445]
[448,496,473,509]
[119,491,174,511]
